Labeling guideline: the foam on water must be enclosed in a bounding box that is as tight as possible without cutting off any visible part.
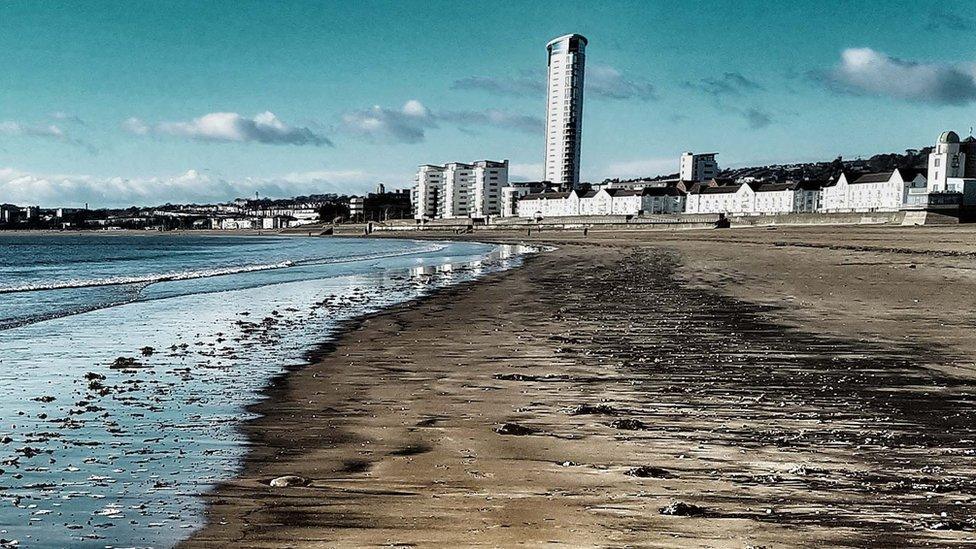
[0,234,531,548]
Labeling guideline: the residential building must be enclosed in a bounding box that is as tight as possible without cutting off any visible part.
[752,182,798,214]
[604,188,659,215]
[516,187,682,218]
[544,34,587,189]
[685,182,755,214]
[641,186,687,214]
[603,178,684,191]
[471,160,507,218]
[820,169,926,213]
[261,216,296,229]
[219,217,259,230]
[794,181,825,212]
[413,164,444,219]
[413,160,508,219]
[501,182,547,217]
[517,190,580,218]
[679,152,719,182]
[349,196,365,220]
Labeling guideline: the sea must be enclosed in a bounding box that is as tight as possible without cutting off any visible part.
[0,233,528,548]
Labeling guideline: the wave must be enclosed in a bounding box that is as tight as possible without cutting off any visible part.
[0,261,297,294]
[300,242,448,267]
[0,242,449,295]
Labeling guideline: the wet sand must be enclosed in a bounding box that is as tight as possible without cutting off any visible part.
[184,225,976,548]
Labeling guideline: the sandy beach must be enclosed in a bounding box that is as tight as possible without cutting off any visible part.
[184,225,976,548]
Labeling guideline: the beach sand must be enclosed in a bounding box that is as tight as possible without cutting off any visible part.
[183,225,976,548]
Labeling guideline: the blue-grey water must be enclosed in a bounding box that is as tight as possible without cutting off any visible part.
[0,234,527,548]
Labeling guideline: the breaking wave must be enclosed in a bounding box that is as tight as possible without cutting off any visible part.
[0,242,448,295]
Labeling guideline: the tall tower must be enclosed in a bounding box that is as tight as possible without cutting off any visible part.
[544,34,587,189]
[927,131,965,192]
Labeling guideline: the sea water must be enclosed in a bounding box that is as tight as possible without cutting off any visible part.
[0,233,527,548]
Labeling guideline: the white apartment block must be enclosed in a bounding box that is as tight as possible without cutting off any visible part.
[412,160,508,219]
[686,180,825,215]
[679,152,719,182]
[753,182,820,214]
[752,182,796,214]
[413,165,444,220]
[820,169,926,213]
[516,187,678,218]
[544,34,587,188]
[685,182,755,214]
[518,191,579,218]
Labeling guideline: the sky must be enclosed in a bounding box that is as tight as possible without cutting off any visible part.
[2,0,976,207]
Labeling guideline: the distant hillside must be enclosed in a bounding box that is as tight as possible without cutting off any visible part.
[601,147,933,185]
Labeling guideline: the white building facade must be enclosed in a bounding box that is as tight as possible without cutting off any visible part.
[926,131,976,207]
[413,160,508,219]
[516,187,680,218]
[517,191,580,218]
[501,182,546,217]
[752,183,794,214]
[928,131,967,193]
[820,169,926,213]
[413,164,444,219]
[685,183,755,214]
[544,34,587,189]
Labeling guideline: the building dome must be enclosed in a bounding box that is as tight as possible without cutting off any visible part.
[964,135,976,143]
[939,130,960,144]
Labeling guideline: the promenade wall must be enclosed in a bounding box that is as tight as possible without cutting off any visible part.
[330,210,962,235]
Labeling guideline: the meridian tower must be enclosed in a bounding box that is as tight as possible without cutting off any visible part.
[544,33,587,189]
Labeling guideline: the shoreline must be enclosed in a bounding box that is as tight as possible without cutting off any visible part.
[182,251,546,547]
[183,226,976,547]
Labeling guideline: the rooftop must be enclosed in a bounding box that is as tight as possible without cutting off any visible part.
[546,33,588,48]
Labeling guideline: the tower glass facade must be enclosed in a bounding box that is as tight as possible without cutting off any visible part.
[544,34,586,189]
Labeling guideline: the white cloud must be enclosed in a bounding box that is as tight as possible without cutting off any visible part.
[49,112,86,125]
[339,101,436,144]
[0,167,387,208]
[339,100,543,143]
[587,64,658,101]
[125,111,333,146]
[821,48,976,105]
[122,117,149,135]
[438,109,543,134]
[0,120,97,153]
[0,121,64,138]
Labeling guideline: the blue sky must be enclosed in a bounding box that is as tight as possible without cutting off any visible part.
[2,0,976,207]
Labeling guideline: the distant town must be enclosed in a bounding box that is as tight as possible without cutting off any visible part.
[2,33,974,231]
[0,185,410,231]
